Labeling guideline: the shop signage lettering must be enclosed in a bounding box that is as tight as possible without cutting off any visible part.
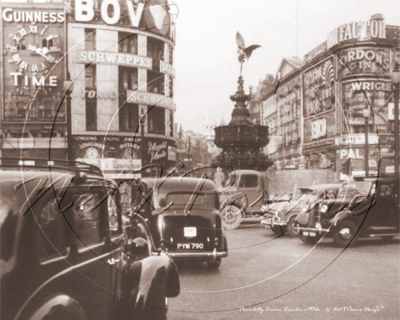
[79,142,105,149]
[2,8,65,23]
[327,19,386,48]
[338,48,390,77]
[340,148,364,160]
[148,141,167,163]
[311,118,326,139]
[127,90,174,109]
[81,90,117,100]
[335,134,379,145]
[78,50,152,69]
[303,58,335,118]
[10,73,57,86]
[160,60,175,75]
[350,81,392,92]
[120,143,140,150]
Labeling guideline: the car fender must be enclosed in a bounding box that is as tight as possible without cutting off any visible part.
[333,211,354,228]
[25,295,86,320]
[115,255,180,319]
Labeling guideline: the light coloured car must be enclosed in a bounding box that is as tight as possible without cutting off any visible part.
[260,184,342,237]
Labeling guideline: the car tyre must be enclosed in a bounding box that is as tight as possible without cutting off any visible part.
[286,216,299,237]
[270,225,286,235]
[220,205,242,230]
[333,220,358,247]
[207,257,221,270]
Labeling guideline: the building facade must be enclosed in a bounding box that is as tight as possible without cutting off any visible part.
[257,14,399,180]
[1,2,67,159]
[67,0,177,178]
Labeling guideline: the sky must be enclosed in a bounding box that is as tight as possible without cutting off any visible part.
[172,0,400,132]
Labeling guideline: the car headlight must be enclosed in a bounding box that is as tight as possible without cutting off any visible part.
[157,215,165,233]
[261,205,268,212]
[301,204,309,213]
[320,204,328,213]
[315,222,322,229]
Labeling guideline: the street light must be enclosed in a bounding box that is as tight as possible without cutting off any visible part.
[63,73,74,162]
[362,105,371,178]
[390,61,400,206]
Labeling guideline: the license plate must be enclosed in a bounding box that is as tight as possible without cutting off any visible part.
[309,232,316,237]
[184,227,197,238]
[177,243,204,249]
[303,231,309,236]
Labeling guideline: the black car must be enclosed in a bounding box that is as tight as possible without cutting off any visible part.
[295,176,399,247]
[0,158,180,320]
[129,177,228,269]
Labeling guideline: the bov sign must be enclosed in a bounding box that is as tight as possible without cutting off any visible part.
[75,0,170,32]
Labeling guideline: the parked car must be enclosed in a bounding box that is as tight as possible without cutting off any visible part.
[295,176,399,247]
[259,184,342,237]
[129,177,228,269]
[218,170,268,229]
[0,158,180,320]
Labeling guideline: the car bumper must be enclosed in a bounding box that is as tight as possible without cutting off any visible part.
[297,227,330,236]
[158,248,228,261]
[261,218,287,227]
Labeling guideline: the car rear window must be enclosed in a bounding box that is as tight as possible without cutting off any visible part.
[239,175,259,188]
[166,193,206,207]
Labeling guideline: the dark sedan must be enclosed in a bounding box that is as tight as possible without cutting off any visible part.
[129,177,228,269]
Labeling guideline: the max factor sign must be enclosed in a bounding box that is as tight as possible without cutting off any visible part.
[327,18,386,48]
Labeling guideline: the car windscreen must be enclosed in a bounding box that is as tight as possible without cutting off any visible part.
[338,181,372,197]
[165,192,216,210]
[297,193,319,203]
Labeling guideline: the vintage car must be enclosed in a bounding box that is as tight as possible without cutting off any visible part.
[129,177,228,269]
[0,158,180,320]
[218,170,268,229]
[259,184,342,237]
[295,176,399,247]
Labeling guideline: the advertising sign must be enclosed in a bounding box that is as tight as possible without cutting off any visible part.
[327,18,386,48]
[127,90,174,109]
[303,57,335,118]
[77,50,152,69]
[304,112,336,143]
[342,80,393,134]
[338,48,390,78]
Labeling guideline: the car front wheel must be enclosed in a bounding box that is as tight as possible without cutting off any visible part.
[286,216,299,237]
[220,205,242,229]
[270,225,286,235]
[299,234,320,245]
[333,220,358,247]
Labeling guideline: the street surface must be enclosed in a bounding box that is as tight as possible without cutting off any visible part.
[168,223,400,320]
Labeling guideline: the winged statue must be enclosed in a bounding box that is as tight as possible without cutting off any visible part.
[236,32,261,75]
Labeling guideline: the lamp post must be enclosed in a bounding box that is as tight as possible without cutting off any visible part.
[64,74,74,162]
[362,106,370,178]
[391,61,400,206]
[140,120,145,170]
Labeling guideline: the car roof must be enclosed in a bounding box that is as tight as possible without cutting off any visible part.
[298,183,342,192]
[141,177,217,193]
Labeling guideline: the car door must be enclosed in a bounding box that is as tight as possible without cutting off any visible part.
[63,187,114,320]
[237,174,263,212]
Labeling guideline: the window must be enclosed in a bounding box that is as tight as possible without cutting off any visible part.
[85,65,96,88]
[239,175,259,188]
[168,45,173,65]
[119,32,138,54]
[36,195,69,261]
[147,70,164,94]
[169,76,174,98]
[119,67,138,90]
[119,103,138,132]
[73,193,103,251]
[147,106,165,135]
[169,110,174,137]
[85,29,96,50]
[147,37,164,61]
[86,101,97,131]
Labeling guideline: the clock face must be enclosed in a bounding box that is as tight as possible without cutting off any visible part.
[7,22,61,75]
